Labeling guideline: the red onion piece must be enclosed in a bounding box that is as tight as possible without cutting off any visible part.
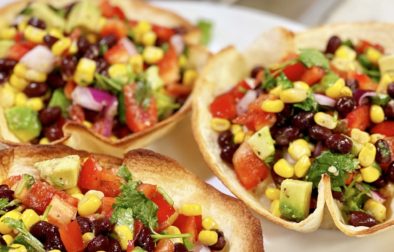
[313,93,336,107]
[357,91,377,106]
[369,190,386,204]
[236,90,257,115]
[72,86,118,116]
[119,38,137,56]
[170,34,185,55]
[20,45,56,73]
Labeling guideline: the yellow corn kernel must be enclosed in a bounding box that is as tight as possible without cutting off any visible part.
[69,40,78,55]
[78,194,102,217]
[134,21,152,39]
[231,124,242,135]
[270,199,281,217]
[360,166,380,183]
[261,99,284,113]
[202,217,219,230]
[288,139,311,160]
[82,232,95,244]
[165,225,181,234]
[0,210,22,234]
[183,69,198,86]
[66,187,82,195]
[314,112,337,130]
[358,143,376,167]
[179,55,187,68]
[39,137,50,145]
[98,17,107,30]
[339,86,353,97]
[331,58,358,72]
[9,74,28,91]
[269,85,282,96]
[233,131,245,144]
[15,92,28,107]
[85,190,105,200]
[26,98,44,111]
[13,63,27,78]
[351,128,370,144]
[52,37,72,56]
[325,78,345,99]
[210,118,230,132]
[82,120,93,128]
[17,19,28,32]
[74,58,97,86]
[364,199,386,222]
[9,244,27,252]
[143,46,164,64]
[377,73,392,93]
[279,88,307,103]
[129,54,144,73]
[114,225,134,250]
[2,234,13,245]
[48,250,62,252]
[370,105,385,124]
[335,45,356,61]
[72,193,84,200]
[0,84,16,108]
[25,69,47,82]
[294,155,312,178]
[49,28,63,39]
[142,31,157,46]
[0,27,16,40]
[179,203,202,216]
[21,209,40,230]
[108,63,129,82]
[265,187,280,201]
[293,81,310,91]
[366,47,382,64]
[198,230,218,246]
[24,25,46,43]
[273,159,294,178]
[370,133,385,144]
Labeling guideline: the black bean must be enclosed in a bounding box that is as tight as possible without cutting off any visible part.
[86,235,110,252]
[76,216,92,234]
[98,35,117,49]
[385,100,394,119]
[93,217,113,235]
[0,72,9,84]
[39,107,62,126]
[274,105,294,127]
[108,238,122,252]
[325,133,352,154]
[60,55,78,77]
[250,66,264,78]
[271,168,285,186]
[27,17,46,29]
[325,35,342,54]
[96,58,109,75]
[372,176,388,189]
[375,139,392,164]
[0,185,14,202]
[348,211,378,227]
[386,161,394,183]
[84,44,100,60]
[209,230,226,251]
[309,125,332,141]
[135,226,154,252]
[292,112,314,130]
[220,144,239,164]
[23,82,48,97]
[174,243,188,252]
[273,126,300,146]
[77,36,91,55]
[47,72,65,88]
[44,124,64,142]
[332,191,344,201]
[345,79,359,92]
[335,97,355,117]
[0,236,5,246]
[218,130,233,148]
[0,58,17,72]
[43,35,59,48]
[387,83,394,98]
[45,235,66,251]
[30,221,66,251]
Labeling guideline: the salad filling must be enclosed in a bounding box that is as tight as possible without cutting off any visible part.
[209,35,394,226]
[0,155,226,251]
[0,0,198,144]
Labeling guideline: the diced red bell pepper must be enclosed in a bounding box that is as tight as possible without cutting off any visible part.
[282,62,307,82]
[100,19,127,40]
[210,93,237,120]
[152,25,176,42]
[300,66,325,85]
[7,42,35,61]
[158,45,179,84]
[352,73,378,91]
[371,122,394,137]
[59,220,84,252]
[232,142,269,190]
[78,156,101,191]
[100,197,116,218]
[100,0,126,20]
[356,40,385,54]
[346,105,370,131]
[99,171,121,197]
[173,214,202,242]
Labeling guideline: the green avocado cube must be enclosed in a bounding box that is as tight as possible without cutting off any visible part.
[5,107,41,142]
[247,126,275,161]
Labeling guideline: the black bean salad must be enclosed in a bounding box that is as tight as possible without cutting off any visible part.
[0,155,226,251]
[209,35,394,226]
[0,0,198,144]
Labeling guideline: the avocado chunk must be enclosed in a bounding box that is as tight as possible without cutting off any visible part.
[279,179,313,222]
[247,126,275,161]
[30,2,66,30]
[5,107,41,142]
[48,89,71,116]
[35,155,81,190]
[0,40,14,58]
[66,0,102,33]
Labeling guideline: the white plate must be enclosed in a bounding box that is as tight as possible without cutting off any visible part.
[148,2,393,252]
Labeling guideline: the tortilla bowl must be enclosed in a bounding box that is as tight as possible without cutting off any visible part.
[0,144,264,251]
[0,0,210,157]
[192,23,394,235]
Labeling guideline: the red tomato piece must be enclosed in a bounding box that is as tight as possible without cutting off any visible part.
[232,142,269,190]
[99,171,121,197]
[100,0,126,20]
[209,93,237,120]
[230,80,252,99]
[352,73,378,91]
[104,41,131,64]
[158,45,179,84]
[124,84,158,132]
[173,214,202,242]
[300,66,325,85]
[54,190,79,207]
[3,175,21,188]
[59,220,84,252]
[100,197,116,217]
[64,81,76,99]
[137,184,157,198]
[282,62,307,82]
[22,182,56,214]
[78,157,101,191]
[155,239,175,252]
[7,42,35,61]
[165,83,192,98]
[100,19,127,39]
[152,25,176,42]
[69,104,85,123]
[356,40,385,54]
[371,122,394,137]
[346,105,371,131]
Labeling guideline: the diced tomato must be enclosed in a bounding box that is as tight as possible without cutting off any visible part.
[351,73,378,91]
[64,81,76,99]
[300,66,325,85]
[371,122,394,137]
[7,42,35,61]
[230,80,252,99]
[152,25,176,42]
[59,220,84,252]
[138,184,157,198]
[165,83,192,98]
[282,62,307,82]
[100,197,116,217]
[2,175,21,188]
[346,105,371,131]
[54,190,79,207]
[104,40,131,64]
[99,171,121,197]
[233,95,276,131]
[78,157,102,191]
[124,84,158,132]
[345,173,355,185]
[158,45,179,84]
[232,142,269,190]
[210,93,237,120]
[356,40,385,54]
[100,19,127,39]
[100,0,126,20]
[127,220,144,251]
[47,195,77,226]
[155,239,175,252]
[173,214,202,242]
[69,104,85,123]
[22,182,55,214]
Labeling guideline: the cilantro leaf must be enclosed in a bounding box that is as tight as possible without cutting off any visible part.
[342,182,369,213]
[110,207,134,230]
[135,79,153,108]
[3,218,45,252]
[197,19,213,46]
[306,151,359,191]
[276,73,293,89]
[117,165,132,182]
[371,93,390,106]
[312,72,339,93]
[0,199,20,215]
[95,73,126,93]
[261,69,276,90]
[154,90,180,120]
[293,91,317,112]
[299,48,329,69]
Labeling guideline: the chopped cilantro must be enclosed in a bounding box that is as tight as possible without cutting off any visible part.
[95,73,127,93]
[276,73,293,89]
[117,165,132,181]
[299,48,329,69]
[293,91,317,112]
[110,207,134,230]
[197,19,213,46]
[372,93,390,106]
[261,69,276,90]
[3,218,45,252]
